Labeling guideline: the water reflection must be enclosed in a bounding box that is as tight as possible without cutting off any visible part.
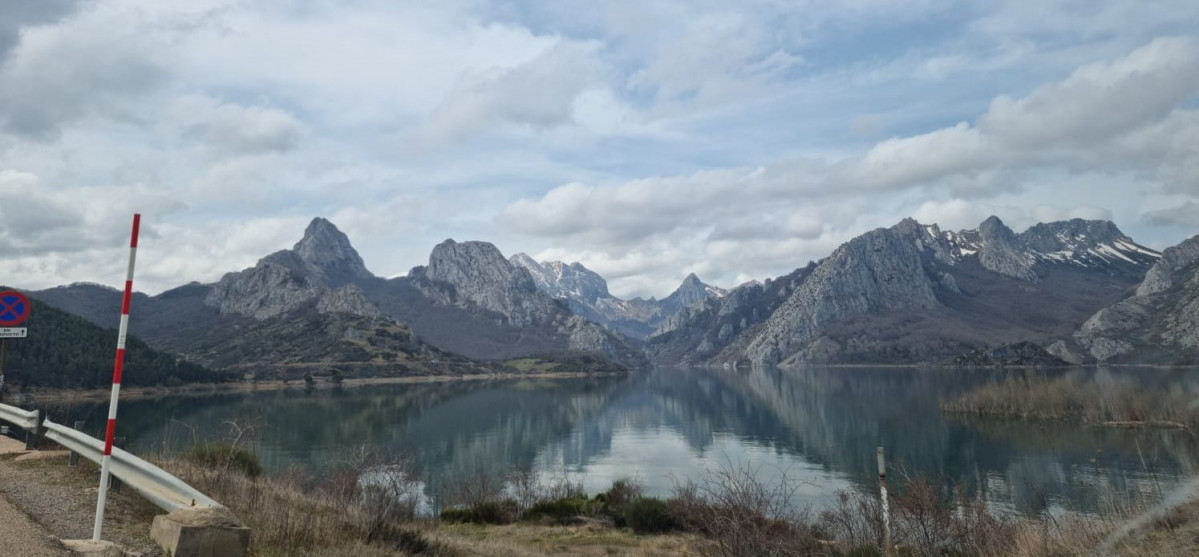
[53,366,1199,515]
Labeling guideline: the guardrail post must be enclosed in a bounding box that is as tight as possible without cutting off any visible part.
[24,409,42,450]
[110,435,125,493]
[70,420,84,467]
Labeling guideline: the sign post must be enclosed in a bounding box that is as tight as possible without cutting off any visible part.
[0,290,32,403]
[92,213,141,543]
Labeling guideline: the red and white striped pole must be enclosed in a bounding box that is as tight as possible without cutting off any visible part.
[92,213,140,542]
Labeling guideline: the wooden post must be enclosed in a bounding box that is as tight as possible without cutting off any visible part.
[878,447,893,557]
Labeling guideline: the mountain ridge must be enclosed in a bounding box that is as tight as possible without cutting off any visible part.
[29,214,1193,376]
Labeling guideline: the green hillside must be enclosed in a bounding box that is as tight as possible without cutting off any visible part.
[1,289,233,390]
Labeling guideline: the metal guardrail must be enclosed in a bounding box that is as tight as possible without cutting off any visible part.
[1,402,220,513]
[0,403,39,431]
[41,419,219,512]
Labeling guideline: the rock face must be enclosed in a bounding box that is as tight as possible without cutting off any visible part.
[1137,234,1199,296]
[646,216,1161,366]
[510,254,725,339]
[510,253,611,303]
[741,221,942,365]
[1073,234,1199,363]
[204,218,379,320]
[35,218,643,373]
[657,274,727,318]
[294,217,373,286]
[977,216,1038,281]
[420,240,555,327]
[317,284,385,319]
[412,240,643,364]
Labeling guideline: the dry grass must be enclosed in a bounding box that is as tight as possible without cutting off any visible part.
[436,522,704,556]
[149,433,1199,557]
[940,373,1199,429]
[160,454,447,556]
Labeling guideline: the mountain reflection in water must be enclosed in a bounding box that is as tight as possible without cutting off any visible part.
[56,366,1199,515]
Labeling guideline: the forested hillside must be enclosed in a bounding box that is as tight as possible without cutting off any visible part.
[1,290,232,390]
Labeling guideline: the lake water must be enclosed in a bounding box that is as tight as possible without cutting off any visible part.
[52,366,1199,516]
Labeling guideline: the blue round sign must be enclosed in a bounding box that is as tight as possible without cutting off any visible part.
[0,290,31,327]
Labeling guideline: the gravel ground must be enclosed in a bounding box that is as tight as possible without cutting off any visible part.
[0,487,69,556]
[0,435,162,556]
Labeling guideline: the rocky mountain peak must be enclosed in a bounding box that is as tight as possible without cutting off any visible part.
[978,215,1016,242]
[1137,234,1199,296]
[659,273,726,316]
[510,254,612,303]
[422,239,548,325]
[975,216,1039,281]
[292,217,371,286]
[1020,219,1127,252]
[427,240,533,291]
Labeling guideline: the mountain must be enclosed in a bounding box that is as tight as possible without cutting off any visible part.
[32,219,643,375]
[402,240,643,364]
[204,217,376,319]
[509,255,725,339]
[645,217,1159,366]
[1071,233,1199,364]
[0,291,231,390]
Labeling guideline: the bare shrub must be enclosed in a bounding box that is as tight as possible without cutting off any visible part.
[161,449,446,555]
[670,462,821,557]
[505,469,585,513]
[820,477,1019,556]
[818,487,885,549]
[941,373,1198,429]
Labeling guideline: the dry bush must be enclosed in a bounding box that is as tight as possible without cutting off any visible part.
[506,469,585,513]
[669,462,822,557]
[161,445,447,556]
[818,487,885,549]
[941,373,1198,428]
[820,477,1021,556]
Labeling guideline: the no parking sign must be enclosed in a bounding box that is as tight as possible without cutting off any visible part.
[0,290,29,338]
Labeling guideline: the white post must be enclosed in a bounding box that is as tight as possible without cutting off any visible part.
[92,213,140,542]
[878,447,893,557]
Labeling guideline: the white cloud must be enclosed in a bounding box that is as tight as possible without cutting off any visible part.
[166,95,305,157]
[500,38,1199,295]
[2,1,1199,300]
[408,42,604,146]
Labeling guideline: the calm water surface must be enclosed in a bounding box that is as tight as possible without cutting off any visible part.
[54,366,1199,515]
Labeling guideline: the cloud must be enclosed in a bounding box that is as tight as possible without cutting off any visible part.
[504,38,1199,228]
[0,170,185,257]
[627,15,804,107]
[1143,202,1199,228]
[2,1,1198,299]
[499,38,1199,295]
[167,94,305,157]
[0,2,170,139]
[408,42,604,146]
[0,0,81,61]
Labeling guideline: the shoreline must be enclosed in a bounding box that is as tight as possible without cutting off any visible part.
[12,370,626,404]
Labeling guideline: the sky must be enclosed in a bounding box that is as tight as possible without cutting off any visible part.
[2,0,1198,299]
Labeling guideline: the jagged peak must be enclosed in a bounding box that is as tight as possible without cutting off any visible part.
[291,217,371,283]
[509,252,540,267]
[426,239,518,282]
[978,215,1016,239]
[430,238,505,259]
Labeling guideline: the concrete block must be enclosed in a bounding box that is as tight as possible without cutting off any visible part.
[62,539,124,556]
[150,506,250,557]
